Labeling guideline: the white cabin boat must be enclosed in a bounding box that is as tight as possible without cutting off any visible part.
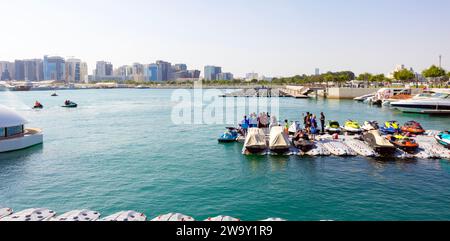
[0,105,43,153]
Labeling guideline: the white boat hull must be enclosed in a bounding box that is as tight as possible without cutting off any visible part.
[0,129,43,153]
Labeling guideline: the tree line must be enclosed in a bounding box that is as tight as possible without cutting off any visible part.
[95,65,450,86]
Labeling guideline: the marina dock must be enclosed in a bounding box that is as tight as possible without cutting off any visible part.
[241,131,450,160]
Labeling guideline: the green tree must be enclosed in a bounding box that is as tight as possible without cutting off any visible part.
[357,73,373,82]
[393,69,415,82]
[422,65,446,78]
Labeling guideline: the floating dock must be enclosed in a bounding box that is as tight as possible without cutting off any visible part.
[241,132,450,160]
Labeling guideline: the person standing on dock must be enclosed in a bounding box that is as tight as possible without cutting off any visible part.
[320,112,326,134]
[241,115,249,136]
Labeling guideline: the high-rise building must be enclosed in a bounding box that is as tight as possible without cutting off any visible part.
[66,58,81,83]
[80,62,88,83]
[43,56,66,81]
[156,60,171,81]
[173,64,187,72]
[204,66,222,81]
[14,60,25,81]
[315,68,320,76]
[188,70,201,79]
[95,61,113,80]
[0,61,14,80]
[143,64,159,81]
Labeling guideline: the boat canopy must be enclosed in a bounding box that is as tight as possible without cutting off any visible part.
[245,128,266,147]
[0,105,28,128]
[269,126,290,148]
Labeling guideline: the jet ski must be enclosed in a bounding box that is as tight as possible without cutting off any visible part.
[288,121,301,135]
[343,120,362,134]
[380,121,401,134]
[218,127,238,143]
[292,131,315,152]
[244,128,268,154]
[435,131,450,149]
[62,101,78,108]
[362,121,379,131]
[401,121,425,135]
[362,130,396,155]
[325,120,341,134]
[386,134,419,153]
[33,103,44,109]
[51,93,58,97]
[269,126,291,154]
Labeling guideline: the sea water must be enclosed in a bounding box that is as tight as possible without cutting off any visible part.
[0,89,449,221]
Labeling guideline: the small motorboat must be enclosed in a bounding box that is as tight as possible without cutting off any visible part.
[362,121,379,131]
[435,131,450,149]
[362,130,396,155]
[62,101,78,108]
[51,93,58,97]
[386,134,419,153]
[343,120,362,134]
[218,127,239,143]
[269,126,291,154]
[401,121,425,135]
[325,120,341,134]
[292,131,315,152]
[244,128,268,154]
[380,121,401,134]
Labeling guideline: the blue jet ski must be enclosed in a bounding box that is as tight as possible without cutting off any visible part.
[435,131,450,149]
[380,121,401,134]
[218,127,239,143]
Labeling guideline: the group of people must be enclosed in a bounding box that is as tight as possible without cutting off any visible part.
[239,111,327,139]
[240,112,277,135]
[302,112,326,135]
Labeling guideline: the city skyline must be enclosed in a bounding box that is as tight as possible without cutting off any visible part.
[0,0,449,77]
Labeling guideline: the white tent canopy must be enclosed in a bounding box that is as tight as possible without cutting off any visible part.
[0,105,28,128]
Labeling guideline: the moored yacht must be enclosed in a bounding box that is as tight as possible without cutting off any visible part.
[0,105,43,153]
[390,93,450,114]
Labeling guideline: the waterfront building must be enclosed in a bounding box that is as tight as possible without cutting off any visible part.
[14,60,25,81]
[65,58,81,83]
[188,70,201,79]
[80,62,88,83]
[217,72,234,81]
[143,64,159,82]
[156,60,171,81]
[95,61,113,81]
[204,66,222,81]
[43,56,66,81]
[173,64,187,72]
[0,61,14,81]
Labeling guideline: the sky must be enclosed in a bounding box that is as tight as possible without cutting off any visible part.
[1,0,449,77]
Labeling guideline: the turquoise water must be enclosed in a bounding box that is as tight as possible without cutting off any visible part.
[1,89,450,221]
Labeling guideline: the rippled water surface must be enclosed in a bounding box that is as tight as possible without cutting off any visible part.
[0,89,449,220]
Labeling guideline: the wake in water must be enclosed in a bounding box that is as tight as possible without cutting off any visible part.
[0,89,31,111]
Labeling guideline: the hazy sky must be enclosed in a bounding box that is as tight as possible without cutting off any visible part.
[1,0,449,77]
